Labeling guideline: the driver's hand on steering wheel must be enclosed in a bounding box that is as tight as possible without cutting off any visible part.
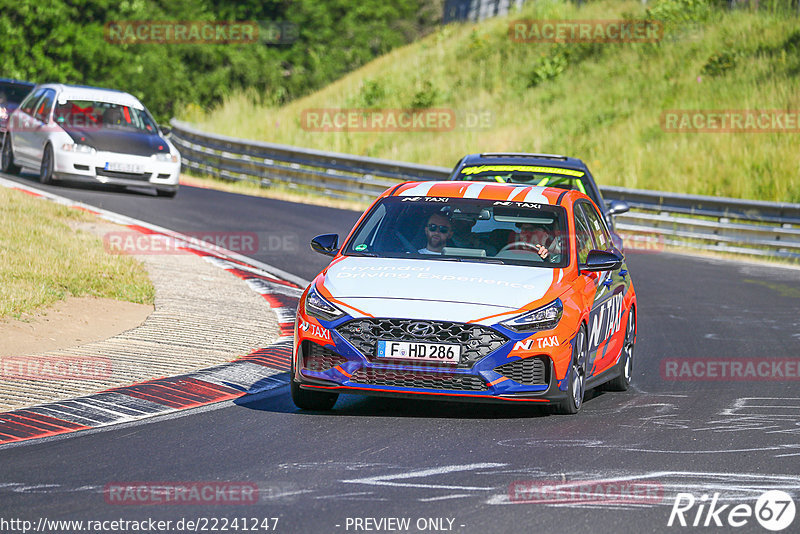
[534,244,549,260]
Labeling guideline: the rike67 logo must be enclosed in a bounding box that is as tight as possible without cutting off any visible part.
[668,490,796,531]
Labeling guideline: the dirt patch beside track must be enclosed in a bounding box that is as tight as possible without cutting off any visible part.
[0,297,152,358]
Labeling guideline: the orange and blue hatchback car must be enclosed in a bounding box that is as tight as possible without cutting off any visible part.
[292,181,637,414]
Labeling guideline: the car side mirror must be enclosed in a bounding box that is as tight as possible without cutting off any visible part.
[607,200,630,216]
[581,249,623,272]
[160,125,172,136]
[310,233,339,256]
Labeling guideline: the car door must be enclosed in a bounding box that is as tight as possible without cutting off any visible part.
[11,88,45,164]
[28,89,56,164]
[577,200,628,376]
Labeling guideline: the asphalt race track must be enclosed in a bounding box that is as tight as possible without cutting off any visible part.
[2,174,800,534]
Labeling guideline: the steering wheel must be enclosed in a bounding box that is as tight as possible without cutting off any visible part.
[499,241,542,253]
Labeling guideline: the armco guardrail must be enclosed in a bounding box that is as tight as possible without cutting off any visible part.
[169,120,450,199]
[169,119,800,261]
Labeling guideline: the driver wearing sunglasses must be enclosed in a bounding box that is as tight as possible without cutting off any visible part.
[419,213,453,255]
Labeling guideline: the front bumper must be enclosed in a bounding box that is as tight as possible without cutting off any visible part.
[53,149,180,187]
[297,374,570,405]
[293,314,575,405]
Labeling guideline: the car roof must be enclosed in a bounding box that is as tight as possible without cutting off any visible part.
[454,152,589,172]
[386,180,588,206]
[32,83,144,110]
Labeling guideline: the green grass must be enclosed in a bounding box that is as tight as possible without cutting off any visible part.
[181,0,800,203]
[0,187,155,319]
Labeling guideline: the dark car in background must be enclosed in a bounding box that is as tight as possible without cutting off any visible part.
[0,78,35,140]
[448,153,630,250]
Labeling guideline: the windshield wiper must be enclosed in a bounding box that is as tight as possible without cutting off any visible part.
[346,251,378,257]
[463,257,505,264]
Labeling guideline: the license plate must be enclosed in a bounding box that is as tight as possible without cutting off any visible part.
[105,161,144,173]
[376,340,461,365]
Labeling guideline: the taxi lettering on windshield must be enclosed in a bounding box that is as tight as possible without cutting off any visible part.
[512,335,560,351]
[300,321,331,340]
[493,201,541,209]
[401,196,449,203]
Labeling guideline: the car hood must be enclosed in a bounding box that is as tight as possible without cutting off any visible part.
[62,126,169,157]
[321,257,563,323]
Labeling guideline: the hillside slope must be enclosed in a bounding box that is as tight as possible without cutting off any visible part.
[183,0,800,202]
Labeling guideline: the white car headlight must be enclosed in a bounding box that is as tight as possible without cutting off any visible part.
[304,285,344,322]
[61,143,95,154]
[153,152,179,163]
[501,298,563,332]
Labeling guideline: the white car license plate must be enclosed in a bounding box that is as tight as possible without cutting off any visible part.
[105,162,144,173]
[376,340,461,365]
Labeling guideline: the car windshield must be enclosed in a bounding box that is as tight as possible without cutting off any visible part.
[53,100,158,133]
[344,196,569,267]
[454,164,590,196]
[0,83,33,105]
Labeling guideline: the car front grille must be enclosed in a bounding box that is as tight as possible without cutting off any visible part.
[494,357,548,385]
[350,368,488,391]
[96,168,152,181]
[302,342,347,372]
[338,319,507,368]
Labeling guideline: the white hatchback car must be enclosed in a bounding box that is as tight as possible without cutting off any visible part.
[1,83,180,197]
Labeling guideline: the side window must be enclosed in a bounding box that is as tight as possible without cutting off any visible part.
[34,90,55,122]
[574,204,595,264]
[580,202,612,252]
[347,203,388,253]
[20,89,45,116]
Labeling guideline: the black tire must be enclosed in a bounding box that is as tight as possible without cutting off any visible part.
[554,326,588,415]
[291,380,338,411]
[156,187,177,198]
[1,134,21,174]
[606,306,636,392]
[39,144,54,184]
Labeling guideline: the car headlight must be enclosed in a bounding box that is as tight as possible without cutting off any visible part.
[61,143,95,154]
[304,285,344,322]
[153,152,179,163]
[501,298,563,332]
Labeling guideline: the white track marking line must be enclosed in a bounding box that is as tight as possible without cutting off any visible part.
[342,462,506,491]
